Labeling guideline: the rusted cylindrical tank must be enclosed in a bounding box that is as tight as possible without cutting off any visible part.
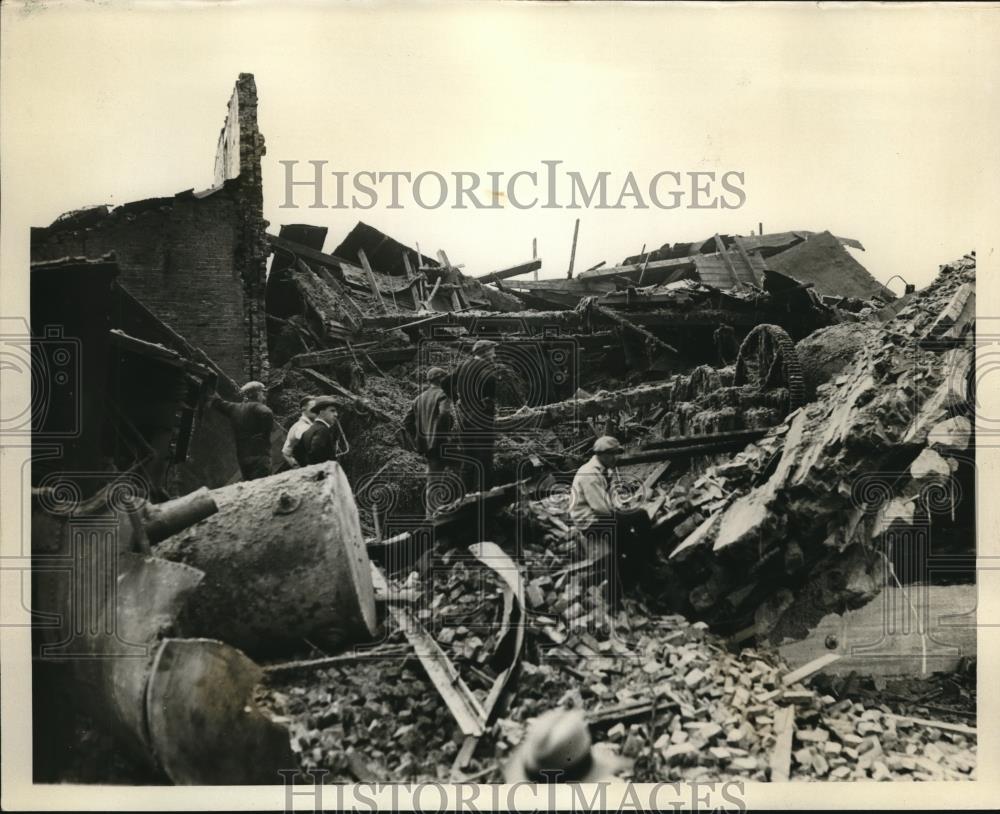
[31,483,293,784]
[156,462,377,655]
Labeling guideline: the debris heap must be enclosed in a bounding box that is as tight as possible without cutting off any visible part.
[260,540,976,783]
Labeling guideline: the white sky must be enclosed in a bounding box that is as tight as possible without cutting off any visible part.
[2,1,999,290]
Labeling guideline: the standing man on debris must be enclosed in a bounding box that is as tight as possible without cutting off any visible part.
[569,435,653,594]
[282,396,316,468]
[301,397,349,465]
[210,381,275,481]
[448,338,499,494]
[404,367,459,516]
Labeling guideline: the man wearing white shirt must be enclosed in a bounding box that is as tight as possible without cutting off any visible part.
[282,396,316,468]
[569,435,652,598]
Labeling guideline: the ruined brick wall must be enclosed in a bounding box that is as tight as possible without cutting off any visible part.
[215,72,269,385]
[31,73,268,386]
[31,192,251,384]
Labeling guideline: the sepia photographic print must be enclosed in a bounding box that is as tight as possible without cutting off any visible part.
[1,2,998,810]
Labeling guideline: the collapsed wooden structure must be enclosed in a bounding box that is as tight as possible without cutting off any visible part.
[27,73,975,787]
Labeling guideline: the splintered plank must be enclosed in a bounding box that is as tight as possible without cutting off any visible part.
[357,249,388,313]
[885,714,977,737]
[298,368,396,423]
[371,563,485,737]
[590,302,679,356]
[475,258,542,284]
[781,654,842,687]
[769,706,795,782]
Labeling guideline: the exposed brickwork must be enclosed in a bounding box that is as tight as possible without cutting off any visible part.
[31,73,269,386]
[32,192,249,382]
[217,73,269,385]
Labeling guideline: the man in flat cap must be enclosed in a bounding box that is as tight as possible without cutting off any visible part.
[210,381,275,481]
[504,708,629,783]
[404,366,459,516]
[569,435,653,597]
[301,397,349,465]
[447,338,499,493]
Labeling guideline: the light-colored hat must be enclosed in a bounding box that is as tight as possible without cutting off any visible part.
[240,381,265,395]
[472,339,498,355]
[312,396,338,411]
[503,708,627,783]
[593,436,622,453]
[426,366,448,383]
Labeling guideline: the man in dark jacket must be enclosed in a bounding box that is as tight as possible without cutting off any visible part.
[404,367,459,515]
[211,381,275,481]
[447,339,498,493]
[301,397,347,465]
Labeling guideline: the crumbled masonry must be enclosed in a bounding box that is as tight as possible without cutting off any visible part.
[29,73,974,785]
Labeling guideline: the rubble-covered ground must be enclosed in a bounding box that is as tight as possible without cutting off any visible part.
[259,546,976,783]
[257,253,976,784]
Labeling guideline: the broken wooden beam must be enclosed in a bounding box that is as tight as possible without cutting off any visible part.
[577,254,697,285]
[615,428,771,466]
[291,260,358,340]
[588,302,680,357]
[357,249,388,314]
[883,714,977,737]
[261,644,410,679]
[494,378,677,433]
[781,653,842,687]
[267,232,352,271]
[638,427,773,452]
[291,346,417,370]
[431,480,525,536]
[394,606,485,735]
[370,564,486,737]
[475,258,542,285]
[768,706,795,781]
[567,218,580,279]
[363,309,583,333]
[297,367,397,423]
[586,698,678,726]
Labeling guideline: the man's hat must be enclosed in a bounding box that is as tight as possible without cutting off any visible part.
[240,381,265,395]
[426,366,447,383]
[312,396,339,411]
[593,435,622,453]
[472,339,497,355]
[504,709,628,783]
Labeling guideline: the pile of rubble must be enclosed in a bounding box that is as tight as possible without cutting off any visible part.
[662,254,975,639]
[259,547,976,783]
[259,251,975,783]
